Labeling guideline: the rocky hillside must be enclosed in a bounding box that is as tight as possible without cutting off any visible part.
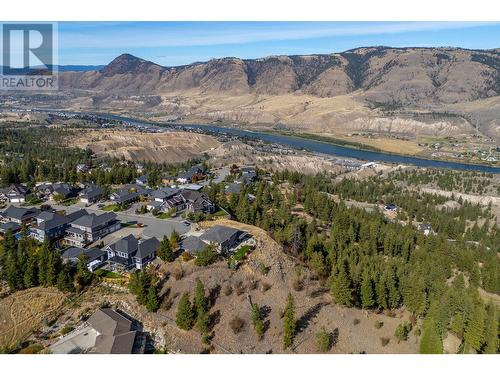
[59,47,500,106]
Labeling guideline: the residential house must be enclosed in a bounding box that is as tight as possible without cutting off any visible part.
[180,235,208,256]
[49,308,145,354]
[76,164,90,173]
[225,183,242,194]
[161,190,215,214]
[0,183,29,203]
[61,247,108,272]
[36,183,78,201]
[110,189,140,205]
[105,234,159,271]
[0,205,39,225]
[79,185,104,204]
[135,175,148,186]
[30,211,71,242]
[176,165,204,184]
[182,225,251,256]
[64,212,120,247]
[0,221,21,236]
[385,203,398,212]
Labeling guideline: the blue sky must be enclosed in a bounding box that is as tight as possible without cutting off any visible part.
[58,22,500,66]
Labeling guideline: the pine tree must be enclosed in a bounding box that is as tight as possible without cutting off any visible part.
[145,286,160,312]
[464,302,486,352]
[176,293,194,330]
[360,271,375,309]
[56,265,74,292]
[251,303,265,340]
[330,265,353,307]
[170,230,180,249]
[194,279,209,313]
[283,293,296,349]
[484,305,499,354]
[419,318,443,354]
[23,253,38,288]
[403,273,427,316]
[158,236,174,262]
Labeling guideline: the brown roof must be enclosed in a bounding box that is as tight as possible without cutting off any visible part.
[94,331,138,354]
[87,308,133,337]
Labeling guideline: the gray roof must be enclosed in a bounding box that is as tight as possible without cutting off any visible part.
[1,205,38,221]
[62,247,106,263]
[71,212,117,229]
[225,183,242,194]
[0,183,28,195]
[135,237,159,259]
[35,213,70,231]
[66,209,89,222]
[0,221,21,233]
[80,185,103,200]
[151,188,179,200]
[181,236,207,254]
[200,225,244,244]
[108,234,138,255]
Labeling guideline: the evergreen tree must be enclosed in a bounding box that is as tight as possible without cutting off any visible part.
[176,293,194,330]
[56,265,74,292]
[360,271,375,309]
[158,236,174,262]
[74,254,93,292]
[250,303,265,340]
[194,279,209,313]
[420,318,443,354]
[330,264,353,307]
[283,293,296,349]
[145,285,160,312]
[484,304,499,354]
[23,253,38,288]
[464,302,486,352]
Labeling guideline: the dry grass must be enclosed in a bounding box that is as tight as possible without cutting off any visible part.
[0,287,65,348]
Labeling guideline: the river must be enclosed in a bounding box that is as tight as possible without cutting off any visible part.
[22,108,500,174]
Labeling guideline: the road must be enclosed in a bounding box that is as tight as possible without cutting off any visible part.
[19,201,192,244]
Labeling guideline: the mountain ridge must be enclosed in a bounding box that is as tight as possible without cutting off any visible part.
[59,46,500,106]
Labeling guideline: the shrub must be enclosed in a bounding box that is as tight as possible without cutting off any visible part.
[222,284,233,296]
[59,325,74,336]
[259,263,269,275]
[172,267,184,280]
[181,252,193,262]
[194,245,218,267]
[353,318,360,326]
[374,321,384,329]
[395,321,412,342]
[380,337,390,347]
[229,316,245,334]
[316,327,331,352]
[261,282,272,292]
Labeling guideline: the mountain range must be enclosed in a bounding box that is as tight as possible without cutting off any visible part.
[59,46,499,106]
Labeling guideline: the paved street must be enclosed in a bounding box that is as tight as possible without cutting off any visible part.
[14,201,192,245]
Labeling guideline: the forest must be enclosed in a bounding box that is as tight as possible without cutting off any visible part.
[206,169,500,353]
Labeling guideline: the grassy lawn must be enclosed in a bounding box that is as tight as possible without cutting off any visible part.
[103,203,129,212]
[156,212,172,219]
[232,245,252,261]
[60,198,79,206]
[94,269,123,279]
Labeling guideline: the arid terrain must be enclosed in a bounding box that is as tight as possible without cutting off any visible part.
[69,130,220,163]
[0,287,65,348]
[2,46,498,158]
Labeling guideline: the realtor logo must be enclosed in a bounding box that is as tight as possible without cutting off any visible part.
[1,22,58,90]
